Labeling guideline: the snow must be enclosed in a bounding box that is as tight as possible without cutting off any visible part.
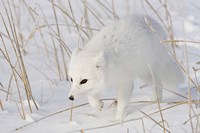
[0,0,200,133]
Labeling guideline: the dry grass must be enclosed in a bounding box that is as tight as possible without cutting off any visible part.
[1,0,39,119]
[69,101,74,122]
[0,0,199,133]
[148,64,167,133]
[0,99,3,110]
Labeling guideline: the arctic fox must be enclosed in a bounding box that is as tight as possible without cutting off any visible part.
[68,15,184,121]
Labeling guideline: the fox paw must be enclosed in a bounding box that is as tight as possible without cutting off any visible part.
[115,115,124,123]
[90,100,104,111]
[109,100,117,109]
[99,101,104,111]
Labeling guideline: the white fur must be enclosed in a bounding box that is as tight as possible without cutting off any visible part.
[68,15,184,121]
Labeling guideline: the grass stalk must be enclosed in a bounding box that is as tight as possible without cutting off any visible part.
[80,0,105,27]
[137,108,170,133]
[2,0,39,115]
[0,100,3,110]
[159,0,176,56]
[141,118,146,133]
[70,101,73,122]
[0,23,26,119]
[7,0,35,113]
[83,0,92,38]
[162,40,200,45]
[144,0,167,30]
[51,0,68,80]
[148,64,166,133]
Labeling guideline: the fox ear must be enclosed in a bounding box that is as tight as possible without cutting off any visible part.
[71,48,82,57]
[93,51,106,68]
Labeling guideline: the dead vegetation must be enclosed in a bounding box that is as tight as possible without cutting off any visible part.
[0,0,199,133]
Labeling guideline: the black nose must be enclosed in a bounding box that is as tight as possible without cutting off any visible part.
[69,95,74,101]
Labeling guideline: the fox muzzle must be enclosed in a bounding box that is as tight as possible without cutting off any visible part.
[69,95,74,101]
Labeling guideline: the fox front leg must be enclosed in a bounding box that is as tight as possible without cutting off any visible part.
[88,94,104,111]
[116,82,133,121]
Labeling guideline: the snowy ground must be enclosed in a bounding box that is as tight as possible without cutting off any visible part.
[0,0,200,133]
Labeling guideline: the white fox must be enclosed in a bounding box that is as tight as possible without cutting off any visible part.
[68,15,184,121]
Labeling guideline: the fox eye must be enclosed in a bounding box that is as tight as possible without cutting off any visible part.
[70,78,73,82]
[80,79,88,84]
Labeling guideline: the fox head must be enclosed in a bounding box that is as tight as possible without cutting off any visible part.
[68,48,106,101]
